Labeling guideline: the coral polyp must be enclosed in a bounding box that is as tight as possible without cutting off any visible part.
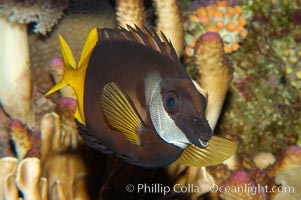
[184,0,250,55]
[273,38,301,91]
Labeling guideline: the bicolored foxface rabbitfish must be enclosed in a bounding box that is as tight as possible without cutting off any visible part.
[46,25,236,168]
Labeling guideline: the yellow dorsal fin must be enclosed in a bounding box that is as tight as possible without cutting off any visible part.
[101,82,142,145]
[46,28,99,125]
[175,136,237,167]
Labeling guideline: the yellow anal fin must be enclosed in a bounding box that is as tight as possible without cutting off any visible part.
[101,82,142,145]
[175,136,237,167]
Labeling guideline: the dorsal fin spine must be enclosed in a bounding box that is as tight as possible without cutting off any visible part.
[99,25,178,61]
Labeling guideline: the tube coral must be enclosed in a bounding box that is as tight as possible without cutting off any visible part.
[15,158,42,200]
[153,0,184,57]
[274,167,301,200]
[0,157,18,200]
[184,0,249,55]
[269,146,301,177]
[194,32,233,130]
[9,120,32,160]
[219,171,266,200]
[116,0,145,28]
[0,0,66,126]
[0,16,32,126]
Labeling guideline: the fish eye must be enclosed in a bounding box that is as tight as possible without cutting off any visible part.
[163,92,180,114]
[167,97,175,108]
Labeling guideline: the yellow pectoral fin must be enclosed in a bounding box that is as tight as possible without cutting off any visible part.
[175,136,237,167]
[101,82,141,145]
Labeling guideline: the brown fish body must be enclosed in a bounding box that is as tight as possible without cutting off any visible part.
[83,39,190,167]
[47,26,236,168]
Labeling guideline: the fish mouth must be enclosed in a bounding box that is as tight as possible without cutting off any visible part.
[173,140,208,149]
[198,139,209,148]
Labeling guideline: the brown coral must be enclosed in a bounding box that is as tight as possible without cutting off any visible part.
[116,0,145,28]
[9,120,32,160]
[0,16,32,126]
[0,0,68,35]
[0,157,18,200]
[166,164,216,199]
[40,111,88,199]
[219,171,266,200]
[153,0,184,57]
[269,146,301,177]
[274,167,301,199]
[194,32,234,130]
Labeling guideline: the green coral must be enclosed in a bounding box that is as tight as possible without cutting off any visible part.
[213,0,301,156]
[272,37,301,91]
[181,0,301,155]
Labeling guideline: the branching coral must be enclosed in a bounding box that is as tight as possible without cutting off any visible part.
[0,157,18,200]
[40,112,88,199]
[153,0,184,56]
[116,0,145,28]
[115,0,184,57]
[194,32,233,130]
[0,93,88,199]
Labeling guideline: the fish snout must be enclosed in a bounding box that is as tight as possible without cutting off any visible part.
[191,117,212,148]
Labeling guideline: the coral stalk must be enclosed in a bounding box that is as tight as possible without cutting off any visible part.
[15,158,42,200]
[0,17,32,126]
[153,0,184,57]
[194,32,233,130]
[116,0,145,28]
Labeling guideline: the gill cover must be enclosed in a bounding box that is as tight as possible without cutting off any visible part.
[46,28,99,124]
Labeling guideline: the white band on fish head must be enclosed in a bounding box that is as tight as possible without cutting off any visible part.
[145,72,190,149]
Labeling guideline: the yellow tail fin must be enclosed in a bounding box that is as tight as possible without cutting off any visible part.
[46,28,99,125]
